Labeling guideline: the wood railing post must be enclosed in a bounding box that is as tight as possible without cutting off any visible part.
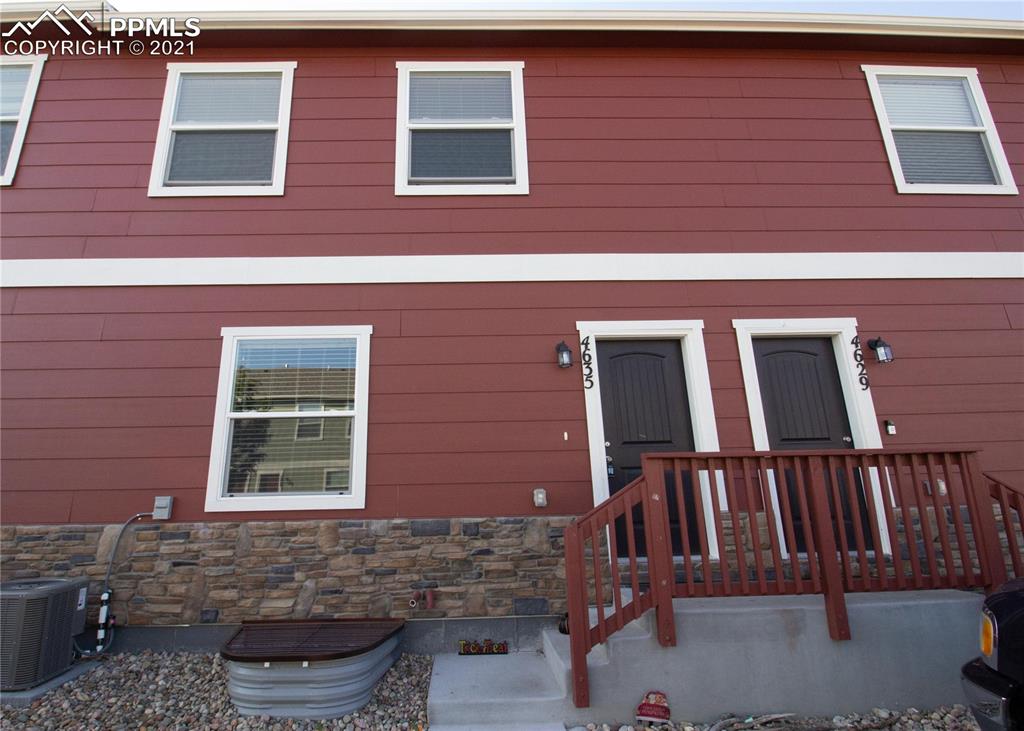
[805,456,851,641]
[642,456,678,648]
[564,521,591,708]
[966,453,1008,591]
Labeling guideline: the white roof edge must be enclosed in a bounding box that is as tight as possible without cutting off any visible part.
[112,11,1024,39]
[1,5,1021,39]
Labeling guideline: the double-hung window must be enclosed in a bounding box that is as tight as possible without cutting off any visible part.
[862,65,1017,195]
[205,326,372,512]
[149,62,296,197]
[0,55,46,186]
[395,61,529,195]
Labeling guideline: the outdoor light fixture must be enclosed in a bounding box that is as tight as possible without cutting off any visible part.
[867,337,894,364]
[556,341,573,368]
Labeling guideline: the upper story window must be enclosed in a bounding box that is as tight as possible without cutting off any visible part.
[205,326,372,512]
[149,61,297,197]
[862,65,1018,195]
[0,55,46,187]
[395,61,529,196]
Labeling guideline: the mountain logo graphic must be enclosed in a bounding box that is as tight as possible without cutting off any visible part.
[3,4,95,37]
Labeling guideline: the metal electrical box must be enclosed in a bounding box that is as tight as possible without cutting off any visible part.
[152,495,174,520]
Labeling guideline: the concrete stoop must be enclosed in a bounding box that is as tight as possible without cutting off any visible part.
[427,651,572,730]
[426,591,983,729]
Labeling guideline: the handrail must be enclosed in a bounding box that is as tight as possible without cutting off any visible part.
[633,447,988,458]
[564,473,674,708]
[564,448,1019,708]
[984,472,1024,578]
[985,471,1024,497]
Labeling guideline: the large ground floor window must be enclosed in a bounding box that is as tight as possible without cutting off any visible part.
[204,325,372,512]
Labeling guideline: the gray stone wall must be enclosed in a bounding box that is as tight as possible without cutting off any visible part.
[0,517,571,625]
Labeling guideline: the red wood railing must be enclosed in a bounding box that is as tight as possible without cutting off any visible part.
[564,449,1023,708]
[986,472,1024,578]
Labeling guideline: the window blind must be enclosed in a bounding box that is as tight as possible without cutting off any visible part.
[231,338,357,412]
[410,129,514,181]
[409,74,513,122]
[893,131,996,184]
[167,130,276,184]
[0,122,15,172]
[877,76,980,127]
[174,73,282,124]
[0,65,30,117]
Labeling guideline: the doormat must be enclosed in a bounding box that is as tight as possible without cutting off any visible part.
[458,639,509,655]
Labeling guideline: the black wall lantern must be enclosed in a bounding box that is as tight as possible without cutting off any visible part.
[867,337,894,364]
[556,341,573,368]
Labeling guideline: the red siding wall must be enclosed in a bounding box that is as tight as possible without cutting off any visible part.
[2,279,1021,524]
[1,45,1021,260]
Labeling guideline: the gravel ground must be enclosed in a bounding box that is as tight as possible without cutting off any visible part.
[0,652,981,731]
[0,652,431,731]
[571,706,981,731]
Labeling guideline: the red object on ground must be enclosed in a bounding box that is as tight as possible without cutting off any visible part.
[636,689,671,723]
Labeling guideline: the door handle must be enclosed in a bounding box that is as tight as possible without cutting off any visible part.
[842,436,853,443]
[606,455,614,463]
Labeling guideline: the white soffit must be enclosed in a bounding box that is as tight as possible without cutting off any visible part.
[11,7,1009,39]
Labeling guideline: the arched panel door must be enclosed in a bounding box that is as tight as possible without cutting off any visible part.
[597,340,697,556]
[753,338,852,450]
[753,337,871,552]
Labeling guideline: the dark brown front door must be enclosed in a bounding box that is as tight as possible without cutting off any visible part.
[753,337,871,551]
[753,337,852,450]
[598,340,697,556]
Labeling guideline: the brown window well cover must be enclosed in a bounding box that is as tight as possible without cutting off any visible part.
[221,618,405,663]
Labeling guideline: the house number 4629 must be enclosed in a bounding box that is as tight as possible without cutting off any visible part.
[850,336,870,391]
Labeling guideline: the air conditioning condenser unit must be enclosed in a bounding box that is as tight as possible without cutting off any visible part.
[1,577,89,691]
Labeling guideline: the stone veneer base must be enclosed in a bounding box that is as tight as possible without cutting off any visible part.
[0,517,571,626]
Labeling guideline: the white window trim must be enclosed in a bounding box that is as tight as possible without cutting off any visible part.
[576,320,722,558]
[148,61,297,198]
[205,325,372,512]
[862,64,1018,195]
[394,61,529,196]
[733,318,890,557]
[0,55,46,187]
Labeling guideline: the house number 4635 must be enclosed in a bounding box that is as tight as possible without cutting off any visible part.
[850,336,870,391]
[581,336,595,389]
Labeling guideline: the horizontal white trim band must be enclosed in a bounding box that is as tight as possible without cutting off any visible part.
[1,252,1021,288]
